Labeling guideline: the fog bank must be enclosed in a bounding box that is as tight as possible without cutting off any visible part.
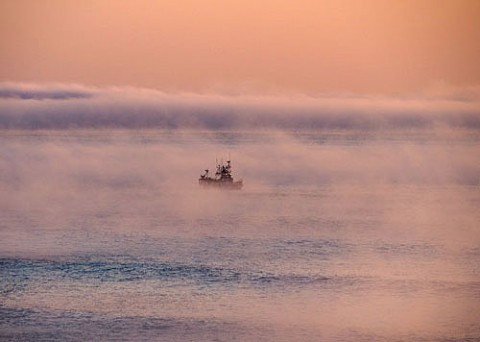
[1,82,479,130]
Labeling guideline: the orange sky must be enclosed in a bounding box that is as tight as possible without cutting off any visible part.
[1,0,479,94]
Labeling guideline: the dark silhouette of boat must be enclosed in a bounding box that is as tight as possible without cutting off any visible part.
[199,160,243,189]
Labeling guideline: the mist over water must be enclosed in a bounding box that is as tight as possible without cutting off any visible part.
[1,85,480,341]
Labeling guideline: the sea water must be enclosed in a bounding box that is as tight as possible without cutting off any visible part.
[1,129,479,341]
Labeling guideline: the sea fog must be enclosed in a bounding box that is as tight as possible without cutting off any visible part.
[1,83,479,341]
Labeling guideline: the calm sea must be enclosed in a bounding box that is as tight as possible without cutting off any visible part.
[1,129,479,341]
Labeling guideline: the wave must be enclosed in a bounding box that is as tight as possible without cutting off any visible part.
[0,257,329,288]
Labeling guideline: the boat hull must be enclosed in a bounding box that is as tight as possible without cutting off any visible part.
[198,178,243,190]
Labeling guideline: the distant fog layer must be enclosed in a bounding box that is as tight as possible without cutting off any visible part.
[1,82,479,130]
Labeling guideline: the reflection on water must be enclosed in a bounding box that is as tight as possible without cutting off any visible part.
[1,130,479,341]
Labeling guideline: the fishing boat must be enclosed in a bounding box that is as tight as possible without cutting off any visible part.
[199,160,243,189]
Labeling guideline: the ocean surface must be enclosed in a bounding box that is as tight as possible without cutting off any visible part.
[1,129,479,341]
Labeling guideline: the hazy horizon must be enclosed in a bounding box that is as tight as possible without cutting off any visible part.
[1,81,479,131]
